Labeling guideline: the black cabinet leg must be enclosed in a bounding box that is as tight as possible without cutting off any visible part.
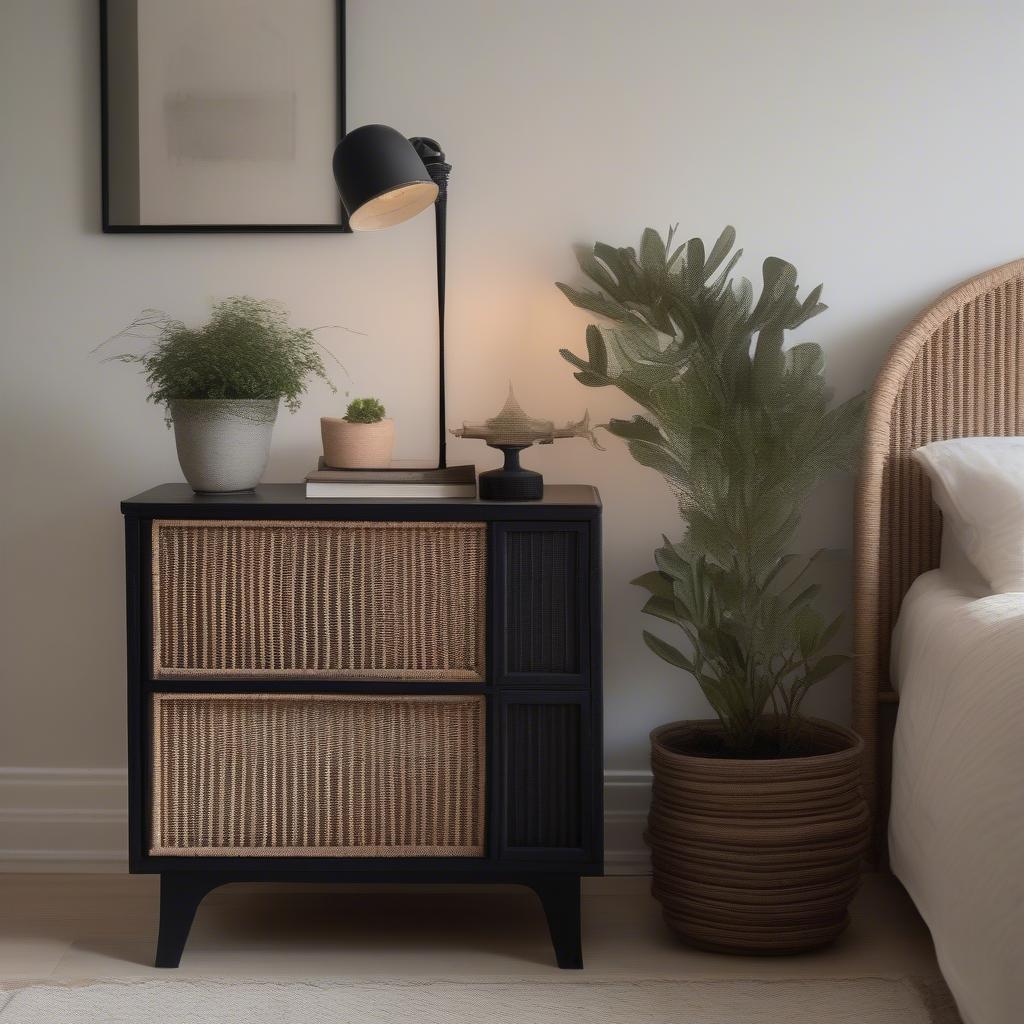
[529,876,583,969]
[155,873,220,968]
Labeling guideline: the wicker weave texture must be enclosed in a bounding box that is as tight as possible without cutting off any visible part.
[151,693,486,857]
[854,258,1024,836]
[647,719,868,954]
[152,520,486,680]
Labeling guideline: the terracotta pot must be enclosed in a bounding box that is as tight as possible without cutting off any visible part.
[320,417,395,469]
[647,718,869,955]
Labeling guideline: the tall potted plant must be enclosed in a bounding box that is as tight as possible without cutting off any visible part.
[107,297,334,492]
[559,226,869,953]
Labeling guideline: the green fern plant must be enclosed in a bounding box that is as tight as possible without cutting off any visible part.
[559,226,865,755]
[102,296,336,417]
[345,397,386,423]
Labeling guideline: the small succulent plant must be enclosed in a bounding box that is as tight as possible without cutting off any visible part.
[345,397,386,423]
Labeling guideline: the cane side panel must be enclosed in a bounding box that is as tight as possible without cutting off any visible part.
[502,701,584,851]
[150,693,486,857]
[152,520,486,680]
[502,527,583,677]
[854,259,1024,842]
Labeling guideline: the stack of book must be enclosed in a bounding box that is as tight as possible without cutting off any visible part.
[305,459,477,499]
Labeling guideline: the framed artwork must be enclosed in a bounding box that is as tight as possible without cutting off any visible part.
[100,0,347,232]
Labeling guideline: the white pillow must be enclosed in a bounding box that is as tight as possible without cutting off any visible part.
[939,522,989,592]
[913,437,1024,593]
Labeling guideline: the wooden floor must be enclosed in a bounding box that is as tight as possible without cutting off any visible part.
[0,872,948,986]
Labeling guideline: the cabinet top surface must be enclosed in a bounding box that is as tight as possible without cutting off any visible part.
[122,482,602,513]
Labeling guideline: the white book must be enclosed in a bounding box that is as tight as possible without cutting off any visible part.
[305,481,478,499]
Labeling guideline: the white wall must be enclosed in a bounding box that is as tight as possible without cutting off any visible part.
[2,0,1023,868]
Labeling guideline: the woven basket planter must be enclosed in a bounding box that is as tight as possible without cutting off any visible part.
[647,718,869,955]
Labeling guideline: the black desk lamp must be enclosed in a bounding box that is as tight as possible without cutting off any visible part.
[332,124,452,469]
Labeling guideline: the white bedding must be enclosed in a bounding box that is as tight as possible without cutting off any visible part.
[890,570,1024,1024]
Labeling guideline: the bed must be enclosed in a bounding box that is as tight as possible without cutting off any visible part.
[854,259,1024,1024]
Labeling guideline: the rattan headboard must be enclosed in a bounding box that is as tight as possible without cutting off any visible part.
[853,257,1024,852]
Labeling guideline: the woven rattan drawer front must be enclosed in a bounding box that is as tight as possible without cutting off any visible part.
[151,520,486,680]
[150,693,486,857]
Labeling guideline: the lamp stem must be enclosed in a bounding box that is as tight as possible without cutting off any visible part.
[434,178,447,470]
[411,137,451,471]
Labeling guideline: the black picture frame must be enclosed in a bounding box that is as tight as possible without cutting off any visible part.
[100,0,349,234]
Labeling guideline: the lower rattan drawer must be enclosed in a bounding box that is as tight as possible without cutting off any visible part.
[150,693,486,858]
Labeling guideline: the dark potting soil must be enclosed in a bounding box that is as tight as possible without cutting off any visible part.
[663,730,833,760]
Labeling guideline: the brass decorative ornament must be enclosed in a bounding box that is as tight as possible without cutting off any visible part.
[452,385,600,500]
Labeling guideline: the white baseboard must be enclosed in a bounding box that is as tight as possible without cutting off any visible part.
[603,769,652,875]
[0,767,652,875]
[0,768,129,872]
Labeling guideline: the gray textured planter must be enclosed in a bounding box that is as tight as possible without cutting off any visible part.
[170,399,278,493]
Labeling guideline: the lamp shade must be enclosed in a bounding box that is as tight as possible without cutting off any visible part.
[332,124,438,231]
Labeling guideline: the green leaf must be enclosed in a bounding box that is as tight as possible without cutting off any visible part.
[641,595,685,626]
[638,228,667,277]
[575,247,622,296]
[631,570,673,598]
[625,439,687,482]
[762,553,800,590]
[819,612,844,648]
[556,283,627,322]
[703,226,737,280]
[593,243,636,294]
[787,582,821,611]
[559,347,593,373]
[682,237,705,292]
[654,542,690,581]
[606,415,662,444]
[799,653,850,688]
[584,325,608,377]
[749,257,798,327]
[643,630,695,673]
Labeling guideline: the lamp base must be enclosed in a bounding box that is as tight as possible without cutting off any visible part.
[479,445,543,501]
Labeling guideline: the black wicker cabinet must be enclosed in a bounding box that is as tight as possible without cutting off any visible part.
[121,484,603,968]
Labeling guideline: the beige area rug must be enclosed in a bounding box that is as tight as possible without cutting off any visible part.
[0,977,961,1023]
